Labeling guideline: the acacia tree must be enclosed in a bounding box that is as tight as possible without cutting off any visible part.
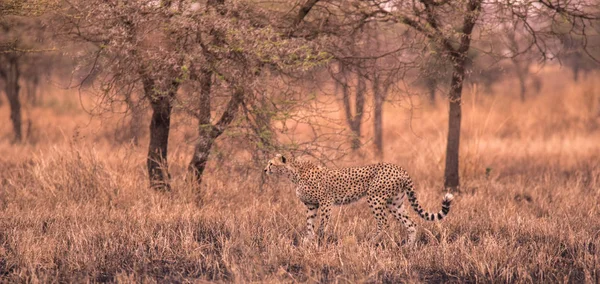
[182,0,273,185]
[293,0,599,191]
[1,3,54,143]
[55,1,192,190]
[557,21,600,82]
[334,33,394,154]
[334,62,366,151]
[57,0,328,189]
[337,0,600,191]
[325,20,406,154]
[504,26,542,102]
[366,23,422,157]
[166,0,329,186]
[364,26,395,156]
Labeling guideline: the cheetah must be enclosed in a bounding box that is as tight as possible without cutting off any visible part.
[264,154,454,245]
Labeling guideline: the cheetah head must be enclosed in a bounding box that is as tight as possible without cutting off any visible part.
[264,154,288,175]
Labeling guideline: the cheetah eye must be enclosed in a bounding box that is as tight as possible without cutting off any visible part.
[281,156,287,163]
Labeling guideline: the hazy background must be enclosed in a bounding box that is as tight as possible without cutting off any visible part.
[1,0,599,282]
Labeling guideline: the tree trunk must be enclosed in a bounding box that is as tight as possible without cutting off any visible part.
[189,136,214,186]
[341,66,365,151]
[27,74,39,106]
[147,97,173,191]
[443,0,481,192]
[373,104,384,155]
[188,70,243,187]
[292,0,320,28]
[426,77,437,105]
[124,92,143,146]
[513,60,527,102]
[352,74,365,150]
[372,73,389,157]
[130,105,143,146]
[518,72,526,102]
[144,78,176,191]
[189,69,213,185]
[444,58,465,192]
[571,52,582,82]
[4,57,22,143]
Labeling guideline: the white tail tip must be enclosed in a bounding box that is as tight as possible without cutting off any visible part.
[444,193,454,202]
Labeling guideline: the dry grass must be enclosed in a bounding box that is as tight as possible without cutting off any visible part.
[1,68,599,283]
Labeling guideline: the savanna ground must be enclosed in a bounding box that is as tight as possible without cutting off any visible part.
[1,67,599,283]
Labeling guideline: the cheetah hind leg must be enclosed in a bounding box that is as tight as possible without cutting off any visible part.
[387,195,418,246]
[367,197,389,245]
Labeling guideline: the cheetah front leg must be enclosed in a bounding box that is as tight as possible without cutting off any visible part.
[304,203,319,238]
[316,200,333,240]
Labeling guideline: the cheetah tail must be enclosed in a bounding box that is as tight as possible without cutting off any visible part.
[407,191,454,221]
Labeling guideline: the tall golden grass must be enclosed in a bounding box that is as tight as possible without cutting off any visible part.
[1,68,599,282]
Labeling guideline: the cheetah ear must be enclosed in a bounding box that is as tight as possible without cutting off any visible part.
[281,155,287,163]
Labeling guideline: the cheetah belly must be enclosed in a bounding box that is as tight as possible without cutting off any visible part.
[333,188,367,205]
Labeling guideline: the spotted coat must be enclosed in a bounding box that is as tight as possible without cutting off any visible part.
[264,154,454,244]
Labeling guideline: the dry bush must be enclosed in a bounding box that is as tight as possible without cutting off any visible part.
[0,68,599,282]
